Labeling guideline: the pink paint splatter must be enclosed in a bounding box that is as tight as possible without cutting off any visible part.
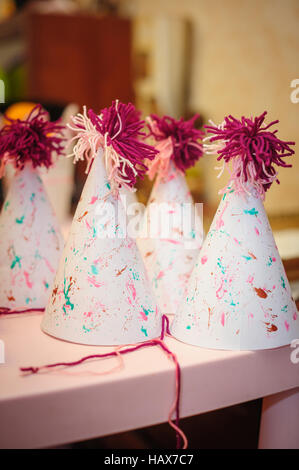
[156,271,165,280]
[216,201,228,230]
[161,239,182,245]
[126,280,136,302]
[139,310,148,321]
[285,320,290,332]
[247,275,254,284]
[293,312,297,321]
[87,276,104,288]
[254,227,260,235]
[201,255,208,265]
[89,196,98,205]
[216,280,226,300]
[248,313,254,319]
[84,311,93,318]
[24,271,33,288]
[85,219,92,231]
[44,258,55,273]
[233,237,240,245]
[220,313,225,326]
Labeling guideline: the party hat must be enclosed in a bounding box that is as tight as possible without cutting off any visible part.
[41,101,162,345]
[0,105,65,313]
[172,112,299,350]
[138,114,204,314]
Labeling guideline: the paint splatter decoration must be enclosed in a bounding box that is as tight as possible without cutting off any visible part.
[0,104,64,177]
[68,100,158,194]
[146,114,204,180]
[205,111,295,198]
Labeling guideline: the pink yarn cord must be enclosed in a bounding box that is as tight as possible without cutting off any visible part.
[0,307,45,316]
[20,315,187,449]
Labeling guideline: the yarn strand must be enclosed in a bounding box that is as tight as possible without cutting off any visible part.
[20,315,187,449]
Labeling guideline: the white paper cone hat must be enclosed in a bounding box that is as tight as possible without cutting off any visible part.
[41,152,162,345]
[138,164,203,314]
[42,101,161,345]
[137,114,205,314]
[172,111,299,350]
[0,104,65,312]
[0,164,64,310]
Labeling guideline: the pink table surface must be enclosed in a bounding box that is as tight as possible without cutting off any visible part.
[0,313,298,449]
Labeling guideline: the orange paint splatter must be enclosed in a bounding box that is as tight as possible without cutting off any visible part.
[264,322,278,333]
[116,266,127,276]
[254,287,268,299]
[78,211,88,222]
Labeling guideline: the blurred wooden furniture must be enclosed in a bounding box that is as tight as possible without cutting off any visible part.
[26,12,134,110]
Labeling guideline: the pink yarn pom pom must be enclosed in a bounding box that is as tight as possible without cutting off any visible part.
[147,114,204,176]
[205,111,295,197]
[88,101,158,188]
[0,104,65,177]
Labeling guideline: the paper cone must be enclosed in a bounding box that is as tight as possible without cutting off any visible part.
[172,187,299,350]
[0,164,64,310]
[138,165,203,314]
[41,152,162,345]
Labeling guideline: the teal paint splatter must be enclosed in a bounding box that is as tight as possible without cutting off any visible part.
[4,201,10,211]
[63,277,74,314]
[222,189,234,201]
[281,305,288,312]
[141,305,153,318]
[267,257,274,266]
[30,193,36,202]
[15,215,25,224]
[26,298,30,304]
[242,255,252,261]
[189,229,196,239]
[44,281,49,289]
[130,268,140,280]
[281,276,286,289]
[141,326,148,337]
[217,258,226,274]
[186,325,191,330]
[83,325,91,333]
[91,264,99,275]
[92,224,98,238]
[106,182,111,190]
[10,254,22,269]
[244,208,258,216]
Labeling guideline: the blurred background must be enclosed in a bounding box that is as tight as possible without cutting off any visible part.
[0,0,298,449]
